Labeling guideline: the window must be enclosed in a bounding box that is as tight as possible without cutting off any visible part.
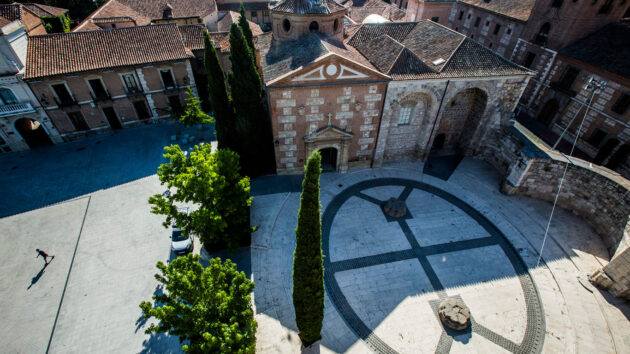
[398,104,414,124]
[309,21,319,32]
[493,24,501,35]
[88,78,108,99]
[471,34,474,39]
[485,20,490,26]
[489,42,493,48]
[474,16,481,27]
[612,93,630,115]
[51,83,74,104]
[598,0,614,13]
[251,11,257,18]
[467,13,471,19]
[334,18,339,32]
[133,100,152,119]
[282,18,291,32]
[111,23,116,28]
[588,128,608,147]
[507,27,512,34]
[67,111,89,131]
[168,95,182,114]
[458,10,463,20]
[0,88,18,105]
[523,52,536,68]
[431,16,439,22]
[160,69,176,89]
[558,66,580,89]
[552,0,564,8]
[534,22,550,45]
[122,73,141,93]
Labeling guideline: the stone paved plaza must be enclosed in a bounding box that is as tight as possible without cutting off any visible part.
[252,160,630,353]
[2,122,630,353]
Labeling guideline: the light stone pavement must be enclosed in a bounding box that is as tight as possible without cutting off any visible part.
[252,159,630,353]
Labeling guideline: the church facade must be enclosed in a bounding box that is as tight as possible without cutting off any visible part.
[260,0,533,174]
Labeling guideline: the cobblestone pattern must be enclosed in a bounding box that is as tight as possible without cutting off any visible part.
[322,178,545,353]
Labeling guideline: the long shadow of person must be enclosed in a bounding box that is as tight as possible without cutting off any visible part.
[27,262,50,290]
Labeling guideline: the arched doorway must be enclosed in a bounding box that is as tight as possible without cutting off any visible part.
[537,99,558,126]
[432,87,488,154]
[309,21,319,32]
[15,118,53,149]
[319,147,337,172]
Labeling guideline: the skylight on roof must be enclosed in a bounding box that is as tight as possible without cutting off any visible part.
[432,58,445,66]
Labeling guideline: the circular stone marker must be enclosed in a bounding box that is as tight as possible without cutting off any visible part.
[438,297,471,331]
[383,197,407,218]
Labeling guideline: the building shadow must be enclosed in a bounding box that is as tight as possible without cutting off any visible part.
[0,122,215,218]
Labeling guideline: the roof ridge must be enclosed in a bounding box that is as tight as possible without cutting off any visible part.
[36,22,179,38]
[438,34,466,73]
[386,42,408,74]
[73,0,115,32]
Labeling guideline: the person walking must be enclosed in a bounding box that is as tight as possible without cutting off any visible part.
[36,249,54,264]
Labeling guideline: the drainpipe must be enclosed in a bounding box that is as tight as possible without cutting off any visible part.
[422,79,450,162]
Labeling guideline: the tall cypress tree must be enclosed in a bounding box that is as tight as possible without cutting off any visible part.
[228,23,268,175]
[238,3,255,53]
[292,151,324,346]
[204,30,238,152]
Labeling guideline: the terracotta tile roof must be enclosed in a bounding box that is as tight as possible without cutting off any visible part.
[209,31,231,52]
[459,0,535,22]
[22,3,68,17]
[178,24,206,51]
[217,11,263,35]
[347,21,531,79]
[116,0,217,20]
[347,0,405,23]
[0,15,12,27]
[25,23,191,79]
[560,22,630,79]
[271,0,346,14]
[74,0,151,32]
[217,2,270,12]
[91,16,136,24]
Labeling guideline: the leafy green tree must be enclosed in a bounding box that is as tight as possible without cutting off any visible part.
[139,254,257,353]
[228,23,273,176]
[238,3,255,53]
[204,30,239,152]
[40,14,71,33]
[148,145,253,250]
[292,151,324,346]
[176,87,213,127]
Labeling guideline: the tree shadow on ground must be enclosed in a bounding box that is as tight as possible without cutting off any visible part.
[139,332,182,354]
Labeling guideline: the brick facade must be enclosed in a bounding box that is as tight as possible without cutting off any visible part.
[405,0,455,26]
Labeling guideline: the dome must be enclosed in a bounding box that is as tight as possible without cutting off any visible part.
[362,14,390,24]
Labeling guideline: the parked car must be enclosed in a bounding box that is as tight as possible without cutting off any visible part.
[171,207,193,255]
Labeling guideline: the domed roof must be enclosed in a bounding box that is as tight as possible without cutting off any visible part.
[362,14,390,24]
[271,0,346,15]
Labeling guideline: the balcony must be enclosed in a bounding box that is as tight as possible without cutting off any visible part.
[0,101,36,117]
[163,84,180,92]
[550,82,577,97]
[90,89,112,103]
[54,96,78,108]
[125,87,144,97]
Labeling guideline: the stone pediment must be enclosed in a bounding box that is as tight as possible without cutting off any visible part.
[268,53,390,86]
[304,125,353,143]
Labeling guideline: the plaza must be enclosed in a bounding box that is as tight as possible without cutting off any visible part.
[1,123,630,353]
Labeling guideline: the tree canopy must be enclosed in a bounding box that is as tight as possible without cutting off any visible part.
[148,145,253,250]
[176,87,213,127]
[140,254,256,353]
[292,150,324,346]
[238,3,255,54]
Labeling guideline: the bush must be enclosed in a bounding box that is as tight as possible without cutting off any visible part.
[40,14,71,33]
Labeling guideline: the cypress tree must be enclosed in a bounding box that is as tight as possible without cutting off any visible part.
[228,23,270,175]
[238,3,255,53]
[292,151,324,346]
[204,30,238,152]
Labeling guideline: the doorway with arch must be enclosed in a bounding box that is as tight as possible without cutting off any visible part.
[14,118,53,149]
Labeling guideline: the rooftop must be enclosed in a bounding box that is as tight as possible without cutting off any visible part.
[25,23,191,79]
[560,22,630,80]
[458,0,535,22]
[271,0,346,15]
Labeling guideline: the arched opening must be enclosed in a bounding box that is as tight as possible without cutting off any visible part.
[333,18,339,32]
[537,99,558,126]
[15,118,53,149]
[283,18,291,32]
[534,22,550,45]
[432,87,488,154]
[309,21,319,32]
[319,147,337,172]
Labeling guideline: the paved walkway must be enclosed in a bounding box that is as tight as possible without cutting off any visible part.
[251,159,630,353]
